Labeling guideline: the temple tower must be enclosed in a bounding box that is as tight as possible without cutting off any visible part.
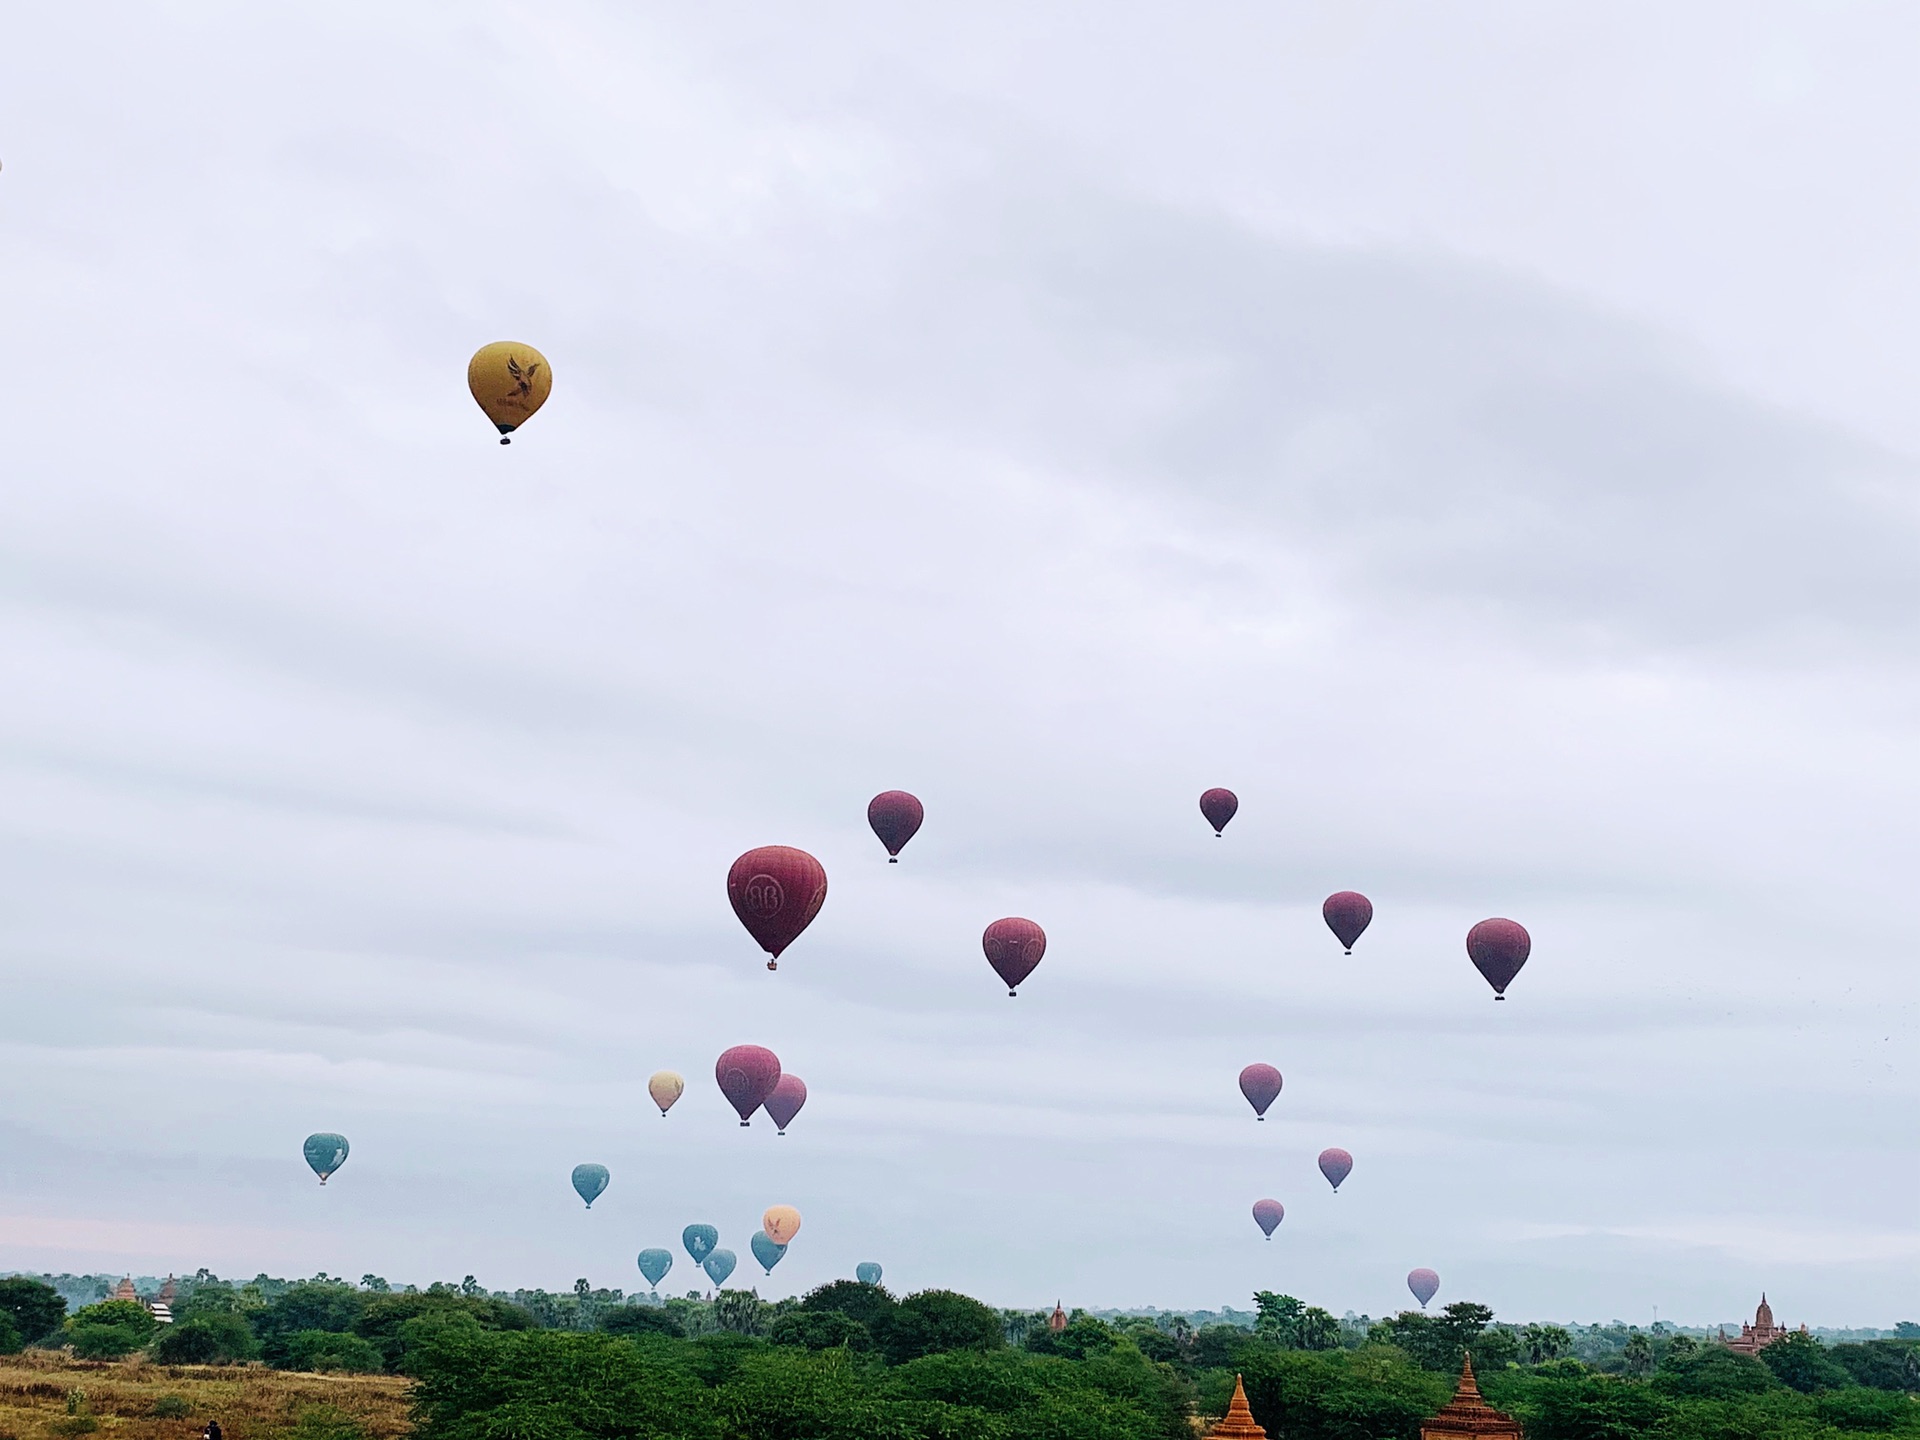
[1206,1374,1268,1439]
[1420,1355,1523,1439]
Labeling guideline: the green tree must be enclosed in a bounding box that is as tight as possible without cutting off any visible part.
[1231,1346,1450,1440]
[872,1290,1005,1365]
[284,1329,383,1373]
[152,1314,259,1364]
[1657,1333,1698,1368]
[1522,1324,1572,1365]
[798,1281,896,1329]
[252,1281,367,1366]
[1620,1331,1653,1377]
[65,1299,157,1359]
[0,1312,21,1356]
[1251,1293,1343,1352]
[768,1311,870,1351]
[1025,1315,1118,1361]
[352,1291,530,1371]
[599,1307,685,1341]
[1373,1305,1495,1373]
[1757,1331,1851,1393]
[1829,1338,1920,1391]
[711,1290,762,1336]
[1499,1371,1673,1440]
[1653,1344,1777,1398]
[0,1277,67,1343]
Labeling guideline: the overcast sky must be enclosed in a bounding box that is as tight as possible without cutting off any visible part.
[4,3,1920,1328]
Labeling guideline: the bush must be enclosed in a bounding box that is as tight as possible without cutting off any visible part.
[65,1300,157,1360]
[1830,1339,1920,1391]
[152,1314,259,1365]
[150,1396,193,1419]
[1758,1331,1852,1393]
[352,1292,529,1372]
[253,1283,367,1366]
[0,1313,21,1356]
[284,1329,383,1373]
[0,1279,67,1345]
[1229,1346,1450,1440]
[871,1290,1004,1365]
[600,1306,685,1340]
[1025,1316,1118,1361]
[1653,1345,1777,1399]
[768,1311,870,1351]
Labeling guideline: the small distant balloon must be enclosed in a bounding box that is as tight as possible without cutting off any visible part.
[868,791,924,862]
[1199,788,1239,836]
[715,1045,782,1126]
[1322,892,1373,954]
[856,1262,883,1287]
[750,1232,787,1274]
[983,917,1046,996]
[762,1205,802,1245]
[571,1163,609,1209]
[467,342,551,444]
[765,1075,808,1135]
[703,1249,737,1287]
[637,1249,674,1289]
[683,1225,719,1266]
[1252,1199,1284,1239]
[1408,1268,1440,1308]
[1239,1063,1283,1120]
[648,1071,685,1116]
[303,1133,348,1186]
[1467,918,1531,999]
[1318,1148,1353,1192]
[727,846,828,970]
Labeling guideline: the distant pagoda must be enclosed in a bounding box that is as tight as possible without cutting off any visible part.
[1047,1302,1067,1334]
[1420,1355,1522,1439]
[1206,1374,1267,1439]
[1722,1294,1803,1356]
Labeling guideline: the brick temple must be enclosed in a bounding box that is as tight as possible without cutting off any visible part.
[1420,1355,1522,1439]
[1722,1294,1804,1356]
[1206,1375,1267,1439]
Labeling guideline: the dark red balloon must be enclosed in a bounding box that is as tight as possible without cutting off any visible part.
[764,1074,807,1135]
[727,846,828,970]
[1199,788,1238,836]
[867,791,924,862]
[1322,892,1373,953]
[983,917,1046,996]
[1467,918,1530,999]
[715,1044,782,1126]
[1238,1063,1283,1119]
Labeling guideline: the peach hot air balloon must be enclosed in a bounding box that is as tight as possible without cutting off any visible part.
[467,342,552,444]
[648,1071,685,1117]
[762,1205,802,1245]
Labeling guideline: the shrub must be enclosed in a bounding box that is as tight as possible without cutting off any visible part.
[149,1397,193,1419]
[0,1279,66,1345]
[352,1292,529,1371]
[1758,1331,1852,1393]
[252,1282,367,1366]
[0,1314,21,1356]
[65,1300,157,1361]
[284,1329,383,1373]
[152,1314,259,1365]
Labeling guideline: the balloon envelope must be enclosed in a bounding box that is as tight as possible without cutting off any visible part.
[648,1071,685,1116]
[983,917,1046,995]
[303,1133,348,1185]
[1200,788,1239,835]
[683,1225,719,1266]
[765,1074,807,1134]
[703,1249,737,1287]
[868,791,924,861]
[637,1249,674,1289]
[750,1232,788,1274]
[1252,1199,1284,1239]
[1467,918,1531,998]
[1318,1148,1354,1191]
[467,342,551,442]
[715,1045,782,1126]
[1322,892,1374,953]
[856,1263,883,1287]
[571,1163,609,1209]
[762,1205,802,1245]
[727,846,828,968]
[1238,1064,1283,1119]
[1408,1268,1440,1307]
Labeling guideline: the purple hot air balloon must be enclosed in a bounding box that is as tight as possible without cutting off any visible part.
[867,791,924,863]
[1407,1268,1440,1308]
[715,1044,782,1126]
[983,917,1046,996]
[1199,788,1239,836]
[1252,1198,1284,1239]
[1466,918,1531,1000]
[1322,892,1373,954]
[727,846,828,970]
[1238,1063,1283,1120]
[764,1074,807,1135]
[1317,1147,1353,1192]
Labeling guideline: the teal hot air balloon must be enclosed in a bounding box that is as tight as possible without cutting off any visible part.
[571,1163,609,1209]
[751,1231,787,1274]
[637,1249,673,1291]
[303,1133,349,1186]
[855,1262,882,1286]
[703,1249,737,1287]
[683,1224,719,1266]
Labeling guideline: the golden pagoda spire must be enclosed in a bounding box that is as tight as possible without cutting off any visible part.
[1207,1374,1268,1439]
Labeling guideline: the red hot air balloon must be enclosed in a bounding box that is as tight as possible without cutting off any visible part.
[1322,892,1373,954]
[983,917,1046,996]
[1466,918,1531,1000]
[1199,788,1238,836]
[867,791,924,863]
[715,1045,782,1126]
[1318,1148,1353,1192]
[1408,1268,1440,1308]
[764,1074,807,1135]
[1252,1199,1284,1239]
[727,847,828,970]
[1238,1063,1283,1120]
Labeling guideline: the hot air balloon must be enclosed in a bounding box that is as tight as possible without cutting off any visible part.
[1238,1064,1283,1120]
[467,342,551,444]
[1322,892,1373,953]
[683,1225,719,1267]
[637,1249,673,1290]
[1252,1199,1284,1239]
[751,1232,787,1274]
[856,1262,883,1286]
[715,1045,782,1126]
[303,1133,349,1185]
[1200,788,1239,836]
[1408,1269,1440,1308]
[571,1163,609,1209]
[765,1075,807,1135]
[727,846,828,970]
[703,1250,737,1287]
[1467,918,1531,999]
[1318,1148,1353,1192]
[762,1205,802,1245]
[648,1071,685,1117]
[983,917,1046,996]
[868,791,924,862]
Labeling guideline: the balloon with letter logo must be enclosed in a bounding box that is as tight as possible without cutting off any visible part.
[467,342,551,444]
[983,917,1046,996]
[637,1249,673,1290]
[727,846,828,970]
[762,1204,802,1245]
[751,1232,787,1274]
[1238,1064,1283,1120]
[1408,1268,1440,1308]
[1322,892,1373,954]
[1199,788,1239,836]
[764,1075,807,1135]
[856,1262,883,1287]
[303,1133,349,1186]
[1466,918,1531,999]
[868,791,924,862]
[1252,1198,1284,1239]
[571,1163,609,1209]
[648,1071,684,1117]
[702,1249,737,1287]
[715,1045,782,1126]
[1317,1148,1353,1192]
[683,1225,719,1266]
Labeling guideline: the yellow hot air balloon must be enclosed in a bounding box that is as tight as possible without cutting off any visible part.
[648,1070,685,1117]
[467,341,552,444]
[762,1204,802,1246]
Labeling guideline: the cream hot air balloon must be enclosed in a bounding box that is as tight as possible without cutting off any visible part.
[467,341,552,444]
[762,1204,802,1246]
[648,1071,685,1117]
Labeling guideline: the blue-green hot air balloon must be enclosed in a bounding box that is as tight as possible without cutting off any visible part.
[856,1262,882,1286]
[637,1249,673,1290]
[750,1231,787,1274]
[683,1224,718,1266]
[703,1249,737,1287]
[303,1133,349,1186]
[571,1163,609,1209]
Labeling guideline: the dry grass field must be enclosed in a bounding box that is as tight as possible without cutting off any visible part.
[0,1353,410,1440]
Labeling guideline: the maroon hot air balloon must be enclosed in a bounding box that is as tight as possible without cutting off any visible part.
[1252,1198,1284,1239]
[1407,1268,1440,1308]
[867,791,924,863]
[727,846,828,970]
[715,1045,782,1126]
[1199,788,1239,836]
[1466,918,1531,999]
[983,917,1046,996]
[1238,1063,1283,1120]
[1322,891,1373,954]
[764,1074,807,1135]
[1318,1147,1353,1192]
